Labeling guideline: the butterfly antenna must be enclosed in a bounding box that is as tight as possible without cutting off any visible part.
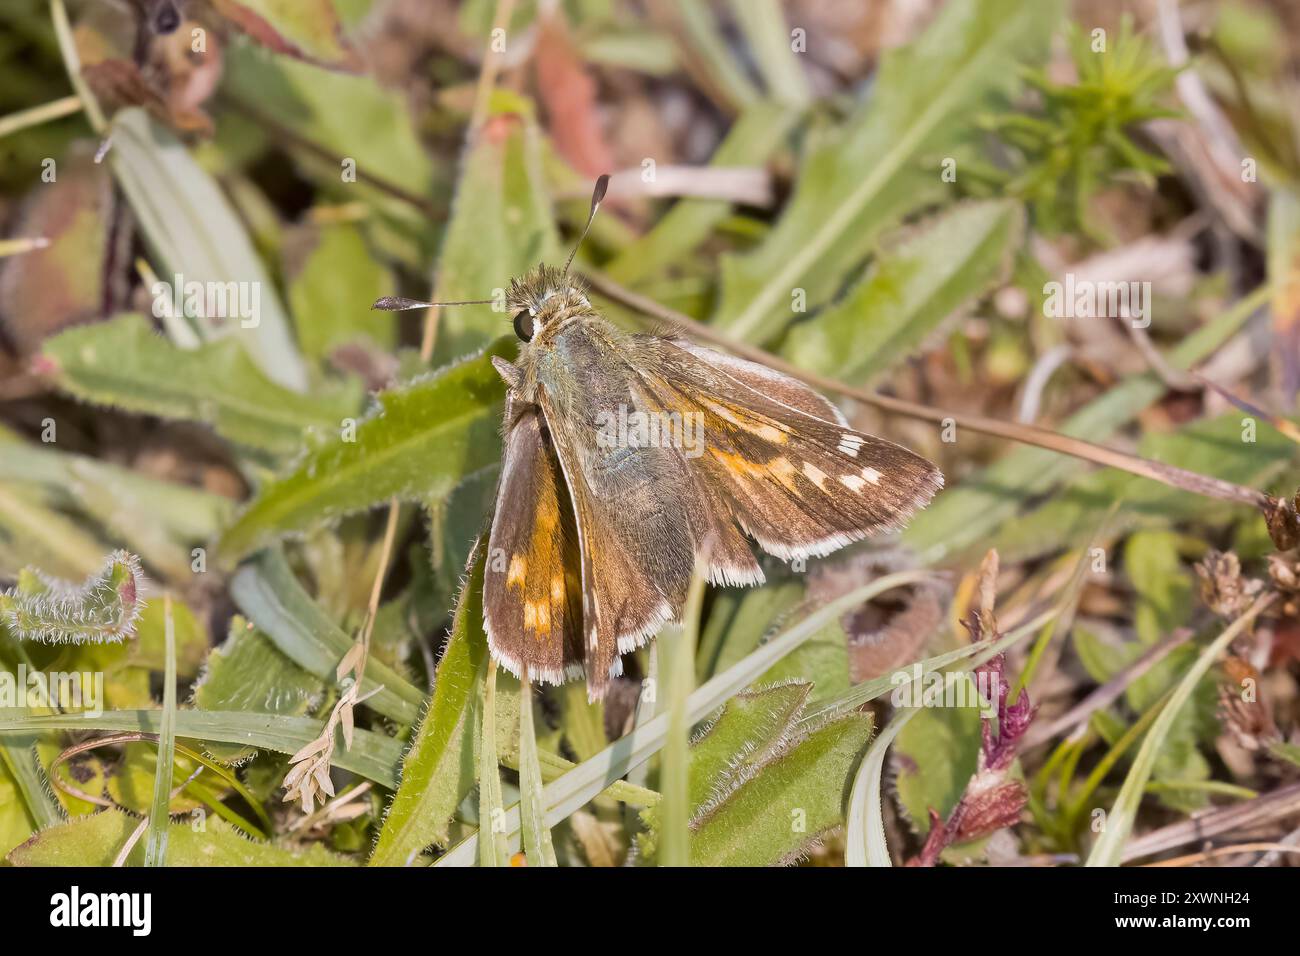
[562,173,610,276]
[371,296,495,311]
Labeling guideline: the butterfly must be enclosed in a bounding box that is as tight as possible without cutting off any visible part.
[376,176,943,699]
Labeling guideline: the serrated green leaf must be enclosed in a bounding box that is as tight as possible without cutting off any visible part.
[370,546,488,864]
[783,200,1023,383]
[713,0,1061,342]
[193,617,324,763]
[7,808,354,866]
[687,713,874,866]
[219,339,513,563]
[42,313,358,456]
[686,682,810,813]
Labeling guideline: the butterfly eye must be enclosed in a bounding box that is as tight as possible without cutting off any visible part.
[512,311,534,343]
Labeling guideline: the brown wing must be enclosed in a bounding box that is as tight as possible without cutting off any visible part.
[482,397,585,686]
[627,337,943,562]
[531,320,760,698]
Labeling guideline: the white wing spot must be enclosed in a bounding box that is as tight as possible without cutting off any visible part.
[840,474,866,492]
[802,462,828,490]
[861,467,881,485]
[838,434,864,457]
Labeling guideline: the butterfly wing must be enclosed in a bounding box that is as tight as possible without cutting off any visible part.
[625,336,943,562]
[482,396,585,685]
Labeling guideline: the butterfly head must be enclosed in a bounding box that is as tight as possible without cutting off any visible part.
[506,265,594,343]
[371,174,610,347]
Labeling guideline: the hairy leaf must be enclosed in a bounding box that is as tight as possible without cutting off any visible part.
[8,808,353,866]
[41,313,359,456]
[370,547,488,863]
[219,339,513,563]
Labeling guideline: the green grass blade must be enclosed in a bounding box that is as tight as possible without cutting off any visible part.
[229,549,423,724]
[478,662,510,867]
[0,711,403,788]
[847,709,918,867]
[143,598,177,866]
[659,570,706,866]
[517,674,556,866]
[1085,596,1275,867]
[107,108,307,389]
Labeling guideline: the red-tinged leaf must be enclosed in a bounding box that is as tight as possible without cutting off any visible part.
[534,13,614,178]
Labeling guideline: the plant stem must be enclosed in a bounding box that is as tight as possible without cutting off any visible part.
[0,95,81,139]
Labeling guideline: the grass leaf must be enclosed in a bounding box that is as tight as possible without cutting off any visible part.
[783,200,1023,383]
[713,0,1061,342]
[1085,596,1274,867]
[517,674,557,866]
[143,596,177,866]
[477,661,510,867]
[108,108,307,390]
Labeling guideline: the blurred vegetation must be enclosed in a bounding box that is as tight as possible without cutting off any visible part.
[1,0,1299,868]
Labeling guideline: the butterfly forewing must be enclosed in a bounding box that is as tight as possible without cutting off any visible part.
[482,397,585,685]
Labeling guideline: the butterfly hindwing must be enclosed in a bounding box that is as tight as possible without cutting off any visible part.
[482,397,585,685]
